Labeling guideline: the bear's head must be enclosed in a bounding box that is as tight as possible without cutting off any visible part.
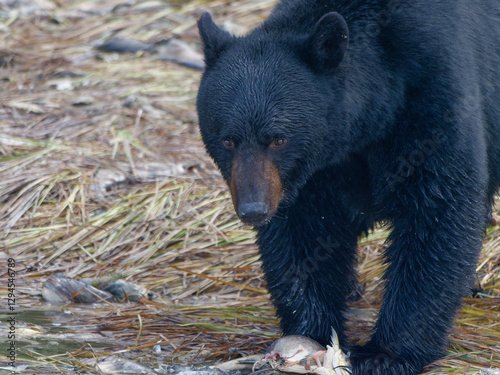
[197,12,350,226]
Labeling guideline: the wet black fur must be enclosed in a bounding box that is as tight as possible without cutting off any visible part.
[196,1,500,374]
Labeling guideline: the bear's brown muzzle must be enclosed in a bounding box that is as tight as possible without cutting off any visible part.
[229,153,283,226]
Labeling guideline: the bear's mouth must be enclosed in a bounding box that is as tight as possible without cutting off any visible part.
[229,153,283,226]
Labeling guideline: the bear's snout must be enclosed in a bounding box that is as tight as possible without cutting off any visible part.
[229,152,283,226]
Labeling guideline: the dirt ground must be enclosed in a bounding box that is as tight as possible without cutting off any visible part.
[0,0,499,374]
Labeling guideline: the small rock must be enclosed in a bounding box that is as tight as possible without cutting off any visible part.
[42,276,114,303]
[95,36,153,53]
[91,168,129,192]
[73,95,95,106]
[47,79,74,91]
[100,279,149,302]
[87,356,155,374]
[155,39,204,70]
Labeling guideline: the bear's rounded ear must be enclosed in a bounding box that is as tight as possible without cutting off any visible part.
[198,12,235,66]
[309,12,349,71]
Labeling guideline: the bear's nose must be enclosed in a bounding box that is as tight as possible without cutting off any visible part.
[238,202,270,225]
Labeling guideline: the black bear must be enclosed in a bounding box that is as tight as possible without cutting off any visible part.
[196,0,500,373]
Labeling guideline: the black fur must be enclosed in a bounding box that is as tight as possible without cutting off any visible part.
[196,1,500,374]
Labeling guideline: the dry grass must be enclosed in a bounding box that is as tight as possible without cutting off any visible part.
[0,0,498,374]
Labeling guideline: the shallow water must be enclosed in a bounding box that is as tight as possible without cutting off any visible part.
[0,307,115,373]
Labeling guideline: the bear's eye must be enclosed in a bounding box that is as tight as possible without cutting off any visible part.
[222,137,235,150]
[271,137,287,149]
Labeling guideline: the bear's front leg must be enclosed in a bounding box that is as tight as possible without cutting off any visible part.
[256,172,369,347]
[350,174,487,375]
